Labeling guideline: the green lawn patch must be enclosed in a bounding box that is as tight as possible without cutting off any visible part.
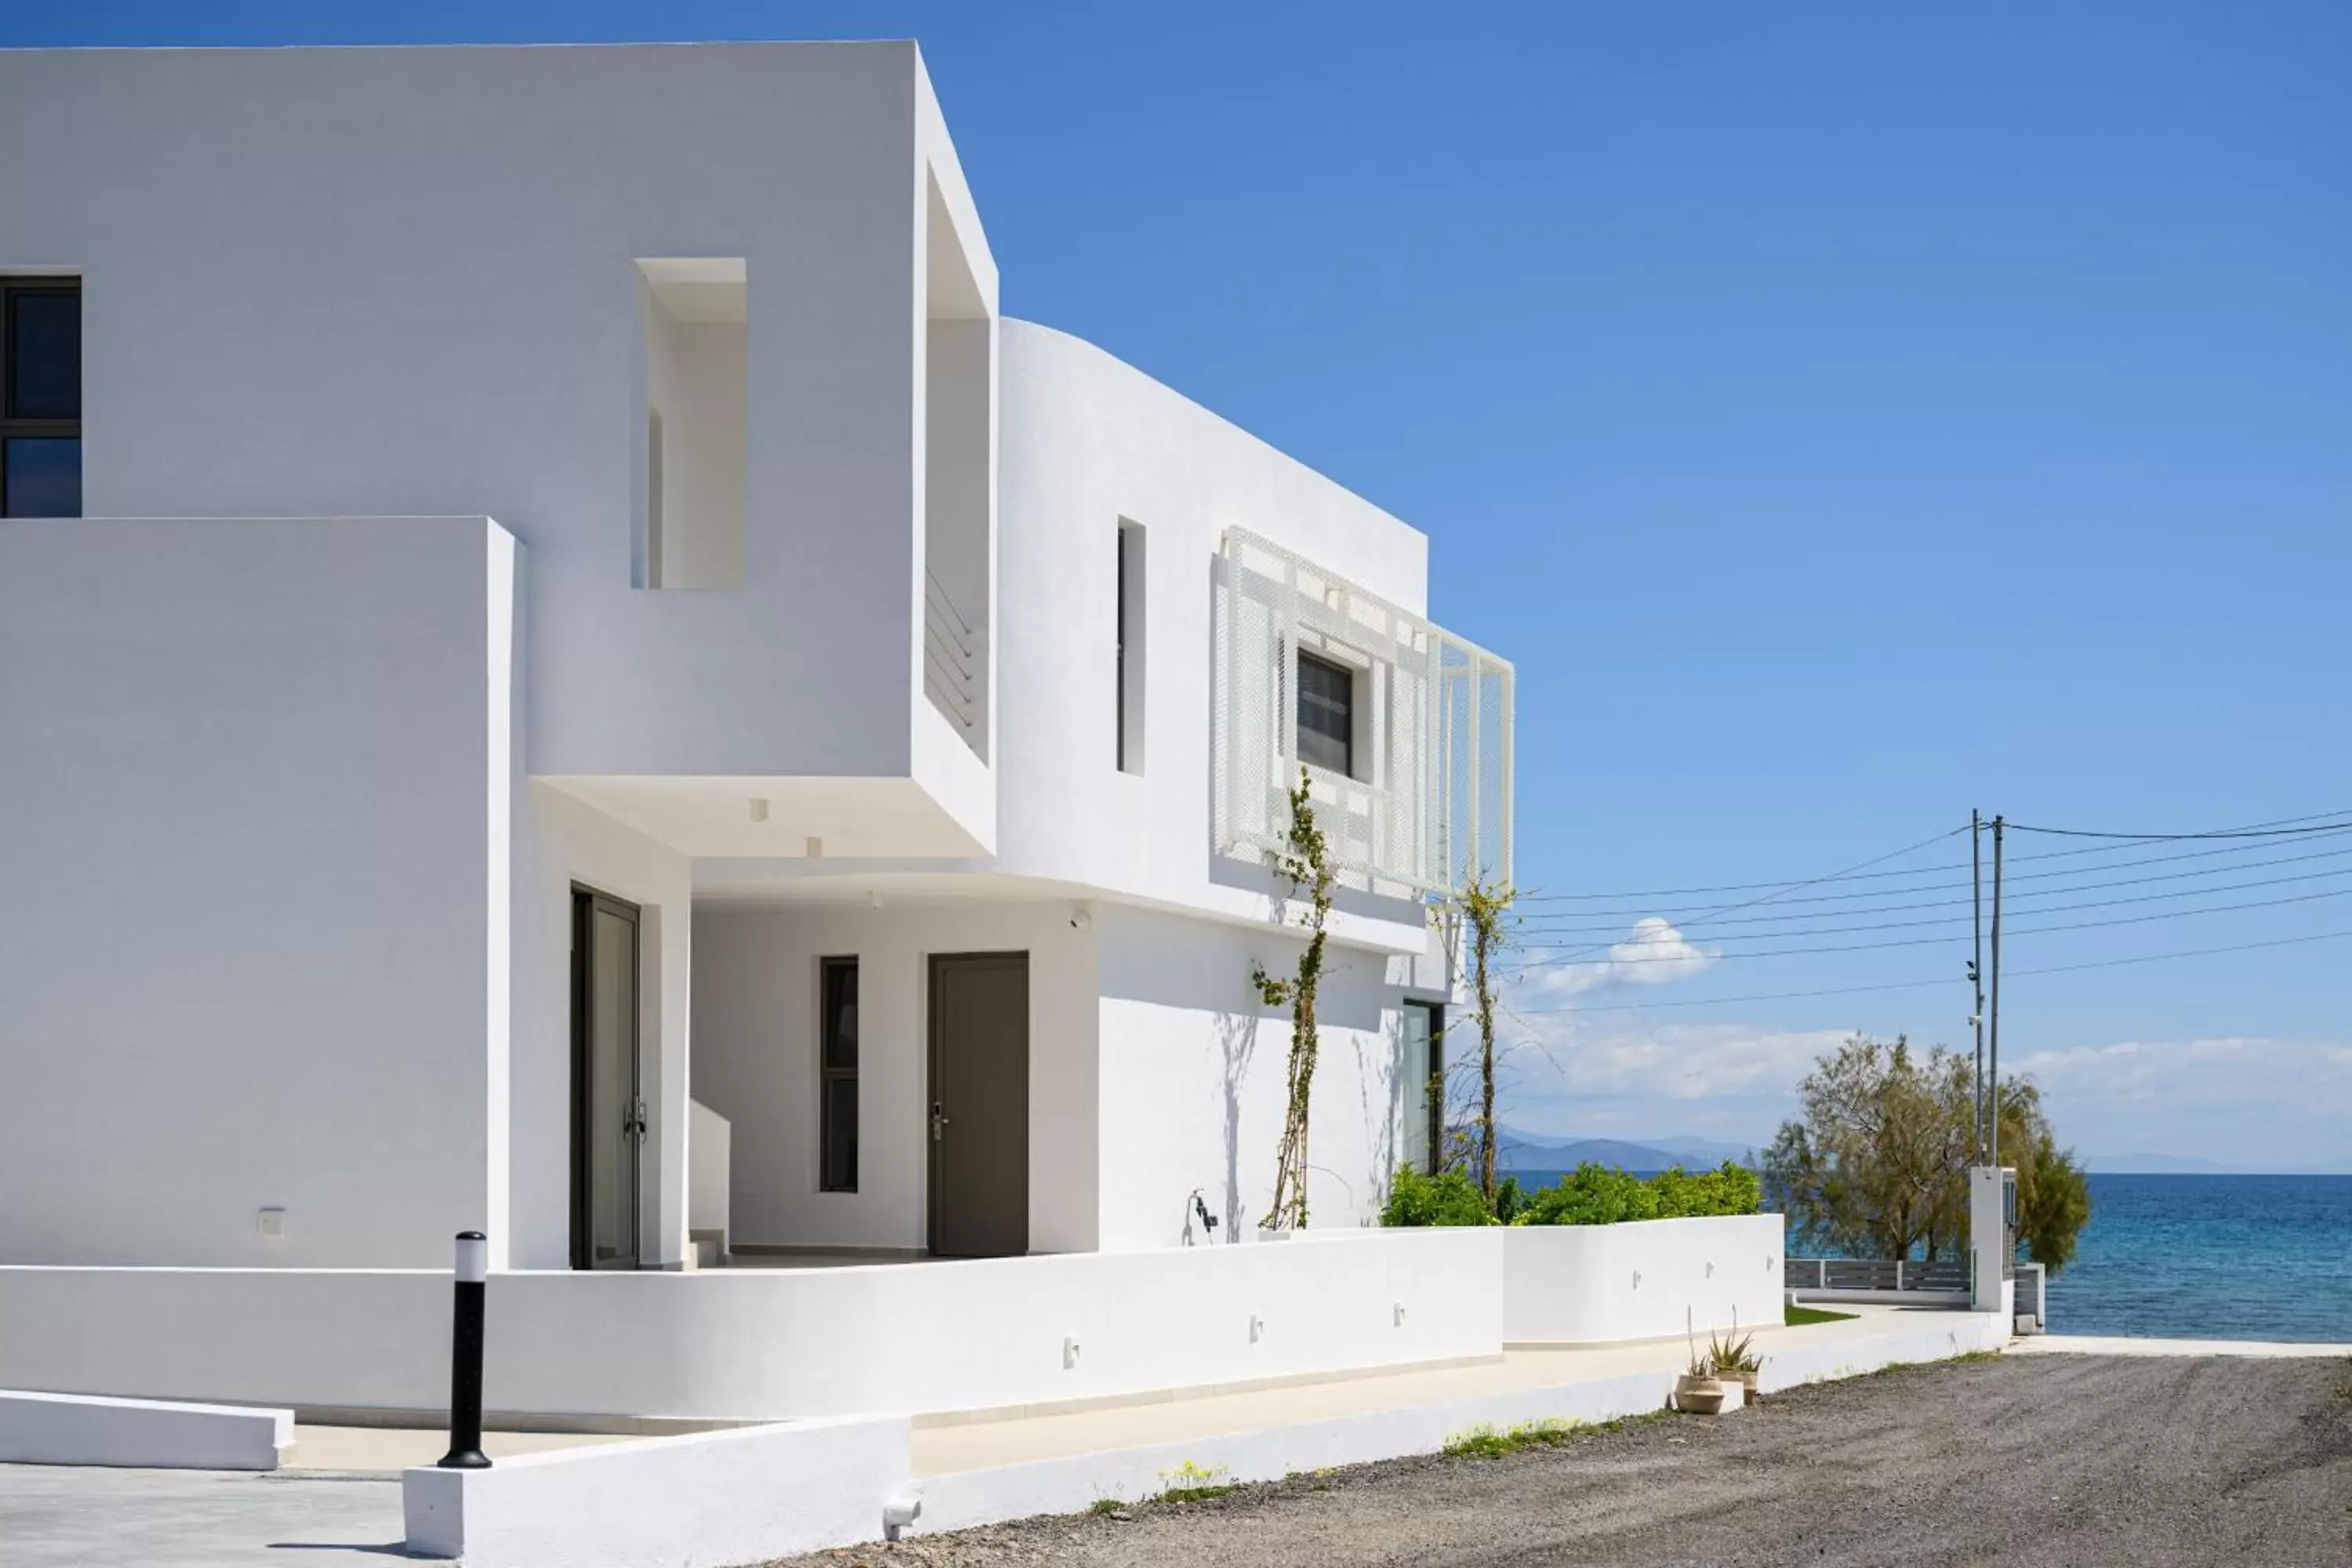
[1784,1304,1857,1327]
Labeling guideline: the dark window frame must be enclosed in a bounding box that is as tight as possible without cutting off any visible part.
[1296,647,1356,779]
[1115,521,1145,775]
[1,278,82,518]
[1116,524,1128,770]
[818,956,860,1193]
[1409,1001,1446,1174]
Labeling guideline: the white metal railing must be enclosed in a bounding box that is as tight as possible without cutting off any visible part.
[1215,528,1512,897]
[922,568,978,738]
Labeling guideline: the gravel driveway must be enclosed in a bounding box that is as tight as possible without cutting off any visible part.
[781,1353,2352,1568]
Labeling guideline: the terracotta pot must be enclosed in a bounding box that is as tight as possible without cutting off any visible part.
[1674,1374,1727,1414]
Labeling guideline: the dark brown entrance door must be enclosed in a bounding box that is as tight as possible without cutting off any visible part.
[571,887,644,1270]
[927,952,1030,1258]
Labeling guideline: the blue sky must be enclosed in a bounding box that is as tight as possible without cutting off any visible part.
[16,4,2348,1167]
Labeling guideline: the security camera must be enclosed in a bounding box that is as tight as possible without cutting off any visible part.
[1070,908,1093,931]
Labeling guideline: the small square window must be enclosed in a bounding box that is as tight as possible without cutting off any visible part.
[1297,650,1355,777]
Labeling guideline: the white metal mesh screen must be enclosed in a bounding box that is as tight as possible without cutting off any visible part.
[1215,529,1512,896]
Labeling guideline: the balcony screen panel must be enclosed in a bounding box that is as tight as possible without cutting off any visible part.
[1216,528,1511,896]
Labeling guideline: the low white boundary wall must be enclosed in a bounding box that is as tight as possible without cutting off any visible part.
[0,1389,291,1470]
[0,1230,1501,1421]
[403,1414,909,1566]
[1502,1214,1785,1345]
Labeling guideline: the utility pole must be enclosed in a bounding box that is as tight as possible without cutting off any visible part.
[1988,815,2005,1170]
[1970,810,1987,1163]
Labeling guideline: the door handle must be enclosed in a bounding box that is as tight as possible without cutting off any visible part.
[931,1102,949,1142]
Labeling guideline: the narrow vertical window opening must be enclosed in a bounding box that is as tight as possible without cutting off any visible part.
[818,957,859,1192]
[1116,520,1146,774]
[633,258,746,590]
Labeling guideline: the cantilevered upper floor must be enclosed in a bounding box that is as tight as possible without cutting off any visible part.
[0,41,997,856]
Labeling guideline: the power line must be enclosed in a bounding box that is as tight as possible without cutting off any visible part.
[1523,823,1972,967]
[1512,859,2352,945]
[2006,818,2352,842]
[1502,883,2352,971]
[1515,810,2352,904]
[1508,927,2352,1016]
[1513,838,2352,933]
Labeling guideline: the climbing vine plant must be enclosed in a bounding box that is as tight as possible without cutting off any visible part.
[1252,768,1336,1232]
[1459,873,1515,1214]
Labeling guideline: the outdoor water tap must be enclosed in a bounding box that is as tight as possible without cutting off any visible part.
[1185,1188,1221,1245]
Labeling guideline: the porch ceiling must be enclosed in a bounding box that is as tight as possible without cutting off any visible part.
[539,775,988,861]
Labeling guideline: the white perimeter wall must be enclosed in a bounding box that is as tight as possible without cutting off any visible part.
[692,902,1100,1254]
[1095,904,1418,1249]
[1501,1214,1787,1345]
[0,517,514,1269]
[0,1230,1500,1421]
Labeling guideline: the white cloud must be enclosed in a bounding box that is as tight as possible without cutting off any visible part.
[2007,1036,2352,1167]
[1479,1016,2352,1173]
[1515,916,1719,998]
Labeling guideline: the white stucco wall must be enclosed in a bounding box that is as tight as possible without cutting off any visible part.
[0,517,516,1268]
[691,901,1101,1254]
[1501,1214,1788,1345]
[1094,904,1417,1249]
[0,1229,1500,1420]
[0,42,995,793]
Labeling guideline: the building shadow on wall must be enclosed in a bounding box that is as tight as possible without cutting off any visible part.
[1217,1007,1259,1236]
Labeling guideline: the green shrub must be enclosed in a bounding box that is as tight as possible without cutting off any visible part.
[1385,1160,1759,1228]
[1382,1166,1497,1226]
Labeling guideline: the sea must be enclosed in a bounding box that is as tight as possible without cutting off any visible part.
[1507,1170,2352,1344]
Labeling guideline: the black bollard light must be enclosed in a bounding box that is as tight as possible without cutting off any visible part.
[436,1229,492,1469]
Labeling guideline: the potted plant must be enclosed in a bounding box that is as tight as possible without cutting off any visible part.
[1674,1312,1728,1414]
[1674,1345,1727,1414]
[1708,1328,1762,1405]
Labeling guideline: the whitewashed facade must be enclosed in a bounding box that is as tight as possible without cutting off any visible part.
[0,42,1512,1276]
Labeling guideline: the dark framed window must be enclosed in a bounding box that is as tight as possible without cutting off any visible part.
[1297,649,1355,777]
[819,957,859,1192]
[1407,1002,1446,1174]
[2,279,81,518]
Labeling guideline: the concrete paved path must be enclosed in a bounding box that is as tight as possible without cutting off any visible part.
[915,1303,1974,1474]
[0,1461,406,1567]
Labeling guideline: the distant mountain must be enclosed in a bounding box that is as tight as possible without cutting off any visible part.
[1635,1134,1760,1166]
[2084,1153,2352,1176]
[1496,1127,1758,1174]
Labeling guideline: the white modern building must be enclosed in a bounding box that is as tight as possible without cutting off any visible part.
[0,41,1514,1280]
